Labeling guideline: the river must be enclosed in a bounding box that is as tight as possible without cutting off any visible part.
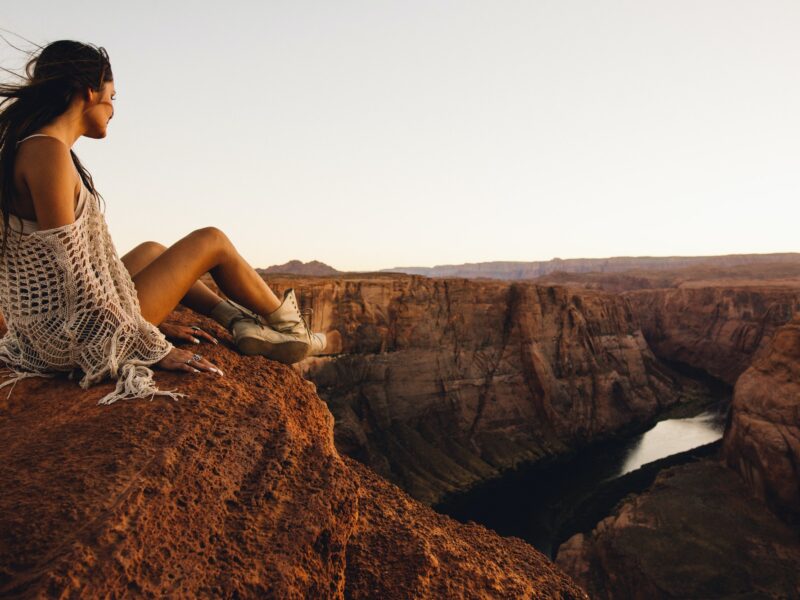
[434,398,730,558]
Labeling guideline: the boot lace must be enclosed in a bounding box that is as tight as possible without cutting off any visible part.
[300,308,314,336]
[287,288,314,335]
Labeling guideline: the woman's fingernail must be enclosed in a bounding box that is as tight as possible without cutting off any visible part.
[192,338,200,344]
[212,338,218,345]
[217,369,225,377]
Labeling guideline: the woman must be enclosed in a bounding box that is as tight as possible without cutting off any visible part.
[0,40,326,404]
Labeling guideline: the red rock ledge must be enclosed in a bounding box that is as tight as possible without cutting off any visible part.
[0,310,586,599]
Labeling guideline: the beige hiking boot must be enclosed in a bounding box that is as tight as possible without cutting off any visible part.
[265,289,327,357]
[209,291,325,364]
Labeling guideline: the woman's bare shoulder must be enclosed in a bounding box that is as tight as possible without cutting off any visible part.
[15,137,79,228]
[16,136,75,179]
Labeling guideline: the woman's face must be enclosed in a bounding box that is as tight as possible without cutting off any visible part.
[84,80,116,138]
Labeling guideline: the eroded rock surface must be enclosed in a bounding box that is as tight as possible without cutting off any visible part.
[723,317,800,524]
[555,458,800,599]
[260,274,705,504]
[0,309,586,599]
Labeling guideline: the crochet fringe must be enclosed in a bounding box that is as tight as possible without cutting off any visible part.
[0,368,54,399]
[96,363,186,406]
[0,364,185,405]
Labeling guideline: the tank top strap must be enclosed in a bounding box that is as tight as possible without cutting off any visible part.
[15,132,83,188]
[16,133,64,145]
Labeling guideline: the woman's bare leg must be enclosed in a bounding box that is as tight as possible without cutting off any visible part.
[130,227,282,326]
[121,241,222,315]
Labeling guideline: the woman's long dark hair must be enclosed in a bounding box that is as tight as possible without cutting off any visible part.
[0,39,113,255]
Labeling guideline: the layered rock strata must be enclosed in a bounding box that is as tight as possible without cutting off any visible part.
[555,458,800,599]
[0,309,587,599]
[723,317,800,524]
[624,286,800,385]
[262,275,706,504]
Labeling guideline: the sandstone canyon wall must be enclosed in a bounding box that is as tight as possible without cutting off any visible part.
[261,274,707,504]
[723,316,800,524]
[0,308,587,599]
[624,286,800,385]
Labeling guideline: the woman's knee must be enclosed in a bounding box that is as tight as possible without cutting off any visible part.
[133,241,167,260]
[122,241,167,276]
[189,227,232,257]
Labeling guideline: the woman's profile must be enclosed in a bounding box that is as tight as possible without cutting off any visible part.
[0,40,326,404]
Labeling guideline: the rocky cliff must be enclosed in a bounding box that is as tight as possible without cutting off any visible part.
[723,316,800,524]
[262,274,707,504]
[624,286,800,385]
[0,308,587,599]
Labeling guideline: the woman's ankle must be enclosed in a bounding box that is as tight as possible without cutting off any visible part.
[209,299,249,329]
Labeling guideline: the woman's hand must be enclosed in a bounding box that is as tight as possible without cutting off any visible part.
[157,347,224,377]
[158,321,218,346]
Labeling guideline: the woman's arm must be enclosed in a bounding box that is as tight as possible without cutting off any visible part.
[18,138,78,229]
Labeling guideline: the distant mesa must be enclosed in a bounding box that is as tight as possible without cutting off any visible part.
[259,260,341,276]
[259,253,800,282]
[382,252,800,285]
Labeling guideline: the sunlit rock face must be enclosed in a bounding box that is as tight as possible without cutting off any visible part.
[624,286,800,384]
[723,317,800,525]
[263,274,703,504]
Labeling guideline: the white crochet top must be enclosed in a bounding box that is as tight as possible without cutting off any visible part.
[0,157,181,405]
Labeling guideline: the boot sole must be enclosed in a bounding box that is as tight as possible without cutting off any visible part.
[237,336,310,364]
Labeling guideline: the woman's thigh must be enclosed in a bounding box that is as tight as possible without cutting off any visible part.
[132,229,224,325]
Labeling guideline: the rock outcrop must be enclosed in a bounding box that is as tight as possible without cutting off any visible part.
[262,274,707,504]
[0,308,587,598]
[555,458,800,599]
[723,316,800,524]
[625,286,800,385]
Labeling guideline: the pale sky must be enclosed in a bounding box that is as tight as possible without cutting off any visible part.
[2,1,799,271]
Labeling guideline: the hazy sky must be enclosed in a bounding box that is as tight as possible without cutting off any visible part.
[2,2,799,271]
